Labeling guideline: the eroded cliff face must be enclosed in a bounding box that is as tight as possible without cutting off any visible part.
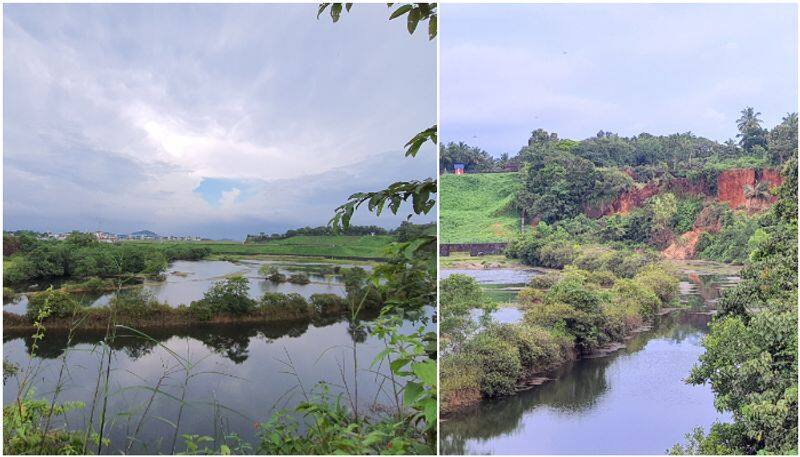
[716,168,783,211]
[586,168,782,219]
[716,169,755,209]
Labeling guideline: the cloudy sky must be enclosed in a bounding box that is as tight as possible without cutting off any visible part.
[4,4,435,239]
[441,3,798,156]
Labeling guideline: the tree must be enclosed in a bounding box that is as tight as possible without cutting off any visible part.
[682,137,797,455]
[736,107,768,152]
[767,112,798,165]
[439,141,496,173]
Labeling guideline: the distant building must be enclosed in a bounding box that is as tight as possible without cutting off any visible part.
[454,163,465,175]
[94,231,117,243]
[130,230,159,240]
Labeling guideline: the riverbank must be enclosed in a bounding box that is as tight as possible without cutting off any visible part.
[440,259,684,415]
[440,315,661,416]
[3,298,358,335]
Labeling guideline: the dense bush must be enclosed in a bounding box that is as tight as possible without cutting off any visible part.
[26,290,80,320]
[611,279,661,320]
[440,274,494,352]
[528,272,560,289]
[673,197,704,233]
[110,289,169,318]
[260,292,311,317]
[341,267,383,309]
[287,273,310,285]
[3,236,211,284]
[189,276,256,320]
[464,331,521,397]
[695,213,759,264]
[487,323,573,373]
[309,293,346,315]
[634,264,679,305]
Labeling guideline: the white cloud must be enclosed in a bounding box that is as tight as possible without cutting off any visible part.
[3,4,436,238]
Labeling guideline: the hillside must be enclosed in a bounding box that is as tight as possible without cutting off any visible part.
[440,172,521,243]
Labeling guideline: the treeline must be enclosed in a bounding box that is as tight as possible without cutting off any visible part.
[439,142,520,173]
[441,108,796,178]
[3,231,211,284]
[245,221,435,243]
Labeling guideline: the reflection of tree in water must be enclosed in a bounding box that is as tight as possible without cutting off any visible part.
[6,318,341,363]
[347,320,368,343]
[441,310,711,454]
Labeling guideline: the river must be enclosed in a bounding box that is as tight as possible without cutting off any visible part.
[440,263,737,455]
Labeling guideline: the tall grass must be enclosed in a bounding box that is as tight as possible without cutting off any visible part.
[440,173,522,243]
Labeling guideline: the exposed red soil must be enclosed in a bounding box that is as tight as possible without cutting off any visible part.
[662,228,704,260]
[716,168,783,211]
[586,168,782,220]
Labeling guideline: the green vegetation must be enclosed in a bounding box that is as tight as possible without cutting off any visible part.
[672,146,798,454]
[440,109,796,439]
[3,233,211,284]
[130,235,395,260]
[440,173,521,243]
[440,260,679,411]
[189,276,257,321]
[287,273,310,285]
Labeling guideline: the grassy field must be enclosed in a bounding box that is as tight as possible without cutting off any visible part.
[127,235,396,260]
[440,172,522,243]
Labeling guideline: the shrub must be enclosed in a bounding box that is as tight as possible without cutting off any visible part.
[259,265,279,277]
[528,272,560,289]
[3,287,15,302]
[261,292,311,317]
[634,264,679,305]
[440,352,482,393]
[267,272,287,282]
[309,293,346,315]
[110,289,169,319]
[3,393,88,454]
[517,287,544,307]
[488,323,572,373]
[585,270,617,287]
[26,290,80,320]
[341,268,383,309]
[287,273,310,285]
[545,275,602,314]
[525,301,604,352]
[464,332,521,397]
[189,275,256,320]
[611,278,662,320]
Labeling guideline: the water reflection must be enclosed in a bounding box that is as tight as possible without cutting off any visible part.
[3,309,412,454]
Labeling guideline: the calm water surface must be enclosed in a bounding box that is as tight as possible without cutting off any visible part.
[4,259,356,315]
[4,313,426,454]
[3,258,416,454]
[441,267,737,455]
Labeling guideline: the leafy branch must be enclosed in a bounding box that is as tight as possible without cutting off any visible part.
[317,3,438,40]
[330,179,436,231]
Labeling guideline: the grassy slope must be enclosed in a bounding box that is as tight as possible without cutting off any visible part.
[128,235,395,259]
[440,172,521,243]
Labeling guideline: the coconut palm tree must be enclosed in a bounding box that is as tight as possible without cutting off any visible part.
[736,107,767,152]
